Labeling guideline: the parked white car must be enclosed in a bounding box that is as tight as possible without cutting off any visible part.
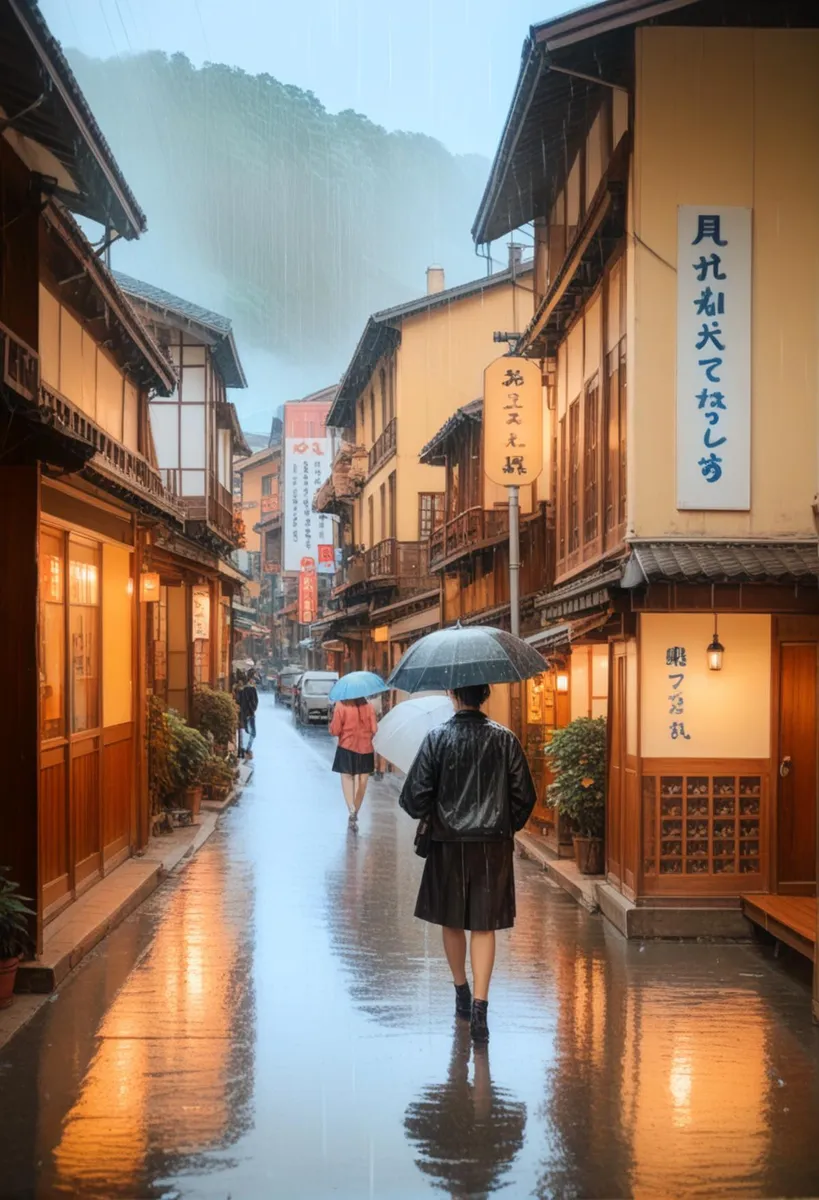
[296,671,339,724]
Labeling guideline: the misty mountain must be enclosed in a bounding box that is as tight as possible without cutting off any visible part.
[68,50,491,401]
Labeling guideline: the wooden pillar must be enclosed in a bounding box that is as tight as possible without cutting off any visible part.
[0,466,41,950]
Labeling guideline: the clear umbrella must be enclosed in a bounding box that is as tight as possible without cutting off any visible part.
[372,694,454,774]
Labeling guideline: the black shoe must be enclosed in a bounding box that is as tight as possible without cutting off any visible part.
[454,981,472,1020]
[471,999,489,1043]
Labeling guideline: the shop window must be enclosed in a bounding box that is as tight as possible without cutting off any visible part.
[69,541,100,734]
[643,772,762,880]
[40,528,65,740]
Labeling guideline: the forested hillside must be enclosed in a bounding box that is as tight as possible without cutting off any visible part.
[69,50,489,372]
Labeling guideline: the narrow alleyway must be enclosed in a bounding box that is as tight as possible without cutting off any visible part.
[2,696,819,1199]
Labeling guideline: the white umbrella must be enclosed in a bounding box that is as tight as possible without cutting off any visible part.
[373,694,454,775]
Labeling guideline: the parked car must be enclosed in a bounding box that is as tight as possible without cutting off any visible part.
[296,671,339,724]
[277,667,303,707]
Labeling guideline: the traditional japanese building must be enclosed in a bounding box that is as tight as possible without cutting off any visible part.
[0,0,250,962]
[115,275,250,712]
[317,256,534,675]
[476,0,819,969]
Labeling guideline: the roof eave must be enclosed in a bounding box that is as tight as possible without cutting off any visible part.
[11,0,146,239]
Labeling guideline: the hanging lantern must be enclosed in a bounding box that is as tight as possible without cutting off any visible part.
[140,571,160,602]
[555,671,569,694]
[707,620,724,671]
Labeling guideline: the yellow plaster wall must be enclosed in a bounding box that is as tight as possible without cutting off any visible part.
[354,278,535,548]
[631,27,819,537]
[640,613,771,759]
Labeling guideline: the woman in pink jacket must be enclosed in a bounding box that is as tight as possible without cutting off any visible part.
[329,698,378,827]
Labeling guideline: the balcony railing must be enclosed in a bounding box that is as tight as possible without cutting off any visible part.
[0,319,38,403]
[39,383,183,519]
[333,553,367,594]
[366,538,431,581]
[161,470,236,541]
[428,507,510,569]
[368,417,397,476]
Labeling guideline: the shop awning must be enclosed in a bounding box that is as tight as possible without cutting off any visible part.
[622,541,819,587]
[536,563,625,620]
[527,612,612,654]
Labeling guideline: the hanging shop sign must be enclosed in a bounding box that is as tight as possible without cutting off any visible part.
[283,401,336,572]
[192,585,210,640]
[676,206,752,511]
[317,543,335,574]
[298,560,318,626]
[483,356,543,486]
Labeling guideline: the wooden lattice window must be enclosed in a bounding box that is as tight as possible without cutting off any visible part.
[418,492,444,541]
[583,378,599,545]
[558,414,567,561]
[618,343,627,526]
[568,399,580,553]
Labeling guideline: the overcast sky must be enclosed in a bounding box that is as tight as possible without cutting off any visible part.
[40,0,570,158]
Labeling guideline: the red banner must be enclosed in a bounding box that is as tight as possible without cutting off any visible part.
[317,544,334,570]
[298,558,318,625]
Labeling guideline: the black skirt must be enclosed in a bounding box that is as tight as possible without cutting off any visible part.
[332,746,375,776]
[414,839,516,932]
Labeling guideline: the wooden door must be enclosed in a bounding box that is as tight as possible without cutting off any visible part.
[777,643,818,894]
[607,645,626,888]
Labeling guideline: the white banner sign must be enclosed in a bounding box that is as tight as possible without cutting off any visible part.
[676,206,751,511]
[283,437,335,572]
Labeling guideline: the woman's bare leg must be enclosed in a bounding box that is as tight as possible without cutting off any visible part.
[442,926,468,987]
[340,773,356,813]
[353,774,368,811]
[470,931,496,1001]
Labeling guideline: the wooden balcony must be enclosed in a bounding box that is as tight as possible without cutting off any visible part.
[0,318,38,403]
[161,471,236,543]
[366,538,434,585]
[333,554,367,596]
[428,507,510,569]
[368,417,397,477]
[39,382,183,520]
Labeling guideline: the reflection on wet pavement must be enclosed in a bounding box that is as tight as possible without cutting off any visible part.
[2,696,819,1198]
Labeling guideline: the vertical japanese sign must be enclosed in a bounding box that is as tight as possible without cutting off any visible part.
[665,645,691,743]
[191,585,210,641]
[298,559,318,625]
[483,356,543,486]
[676,206,752,511]
[283,400,335,572]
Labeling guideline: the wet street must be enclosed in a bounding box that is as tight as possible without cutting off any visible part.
[3,697,819,1199]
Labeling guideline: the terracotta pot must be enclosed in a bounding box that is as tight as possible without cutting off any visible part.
[182,785,203,817]
[573,836,604,876]
[0,956,20,1009]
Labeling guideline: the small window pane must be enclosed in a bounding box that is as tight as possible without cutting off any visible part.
[182,345,206,366]
[181,469,206,496]
[180,405,205,467]
[150,404,179,468]
[40,528,65,740]
[181,366,205,403]
[69,542,100,734]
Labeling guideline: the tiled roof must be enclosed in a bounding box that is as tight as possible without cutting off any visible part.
[3,1,146,238]
[623,541,819,586]
[420,399,483,465]
[114,273,247,389]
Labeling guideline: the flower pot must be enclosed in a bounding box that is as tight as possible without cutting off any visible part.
[573,836,604,876]
[182,785,203,818]
[0,956,20,1009]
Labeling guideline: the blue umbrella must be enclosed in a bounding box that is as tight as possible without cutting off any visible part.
[329,671,388,702]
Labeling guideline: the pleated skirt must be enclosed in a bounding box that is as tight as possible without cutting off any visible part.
[332,746,375,776]
[414,839,516,932]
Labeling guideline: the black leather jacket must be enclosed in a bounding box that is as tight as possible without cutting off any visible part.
[399,711,536,842]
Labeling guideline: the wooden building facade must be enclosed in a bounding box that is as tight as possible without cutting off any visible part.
[0,1,248,958]
[475,0,819,961]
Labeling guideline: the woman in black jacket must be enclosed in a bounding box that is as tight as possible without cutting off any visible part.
[399,683,536,1043]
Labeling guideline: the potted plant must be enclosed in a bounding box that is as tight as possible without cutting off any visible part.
[546,717,607,875]
[0,869,35,1008]
[193,684,238,753]
[167,710,210,817]
[200,753,238,805]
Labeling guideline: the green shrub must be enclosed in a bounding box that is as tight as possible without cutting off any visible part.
[200,753,238,791]
[546,717,607,839]
[0,869,35,960]
[193,685,238,745]
[148,695,175,811]
[166,710,210,790]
